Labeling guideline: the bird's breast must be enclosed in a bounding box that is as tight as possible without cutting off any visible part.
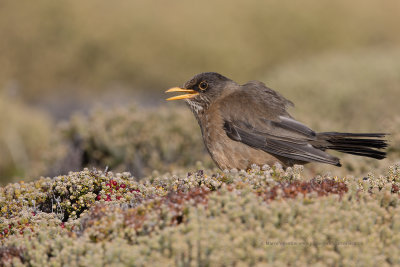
[199,108,281,170]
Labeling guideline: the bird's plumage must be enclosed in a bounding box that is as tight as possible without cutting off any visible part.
[166,72,388,170]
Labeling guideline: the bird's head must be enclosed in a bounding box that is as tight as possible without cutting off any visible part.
[166,72,235,114]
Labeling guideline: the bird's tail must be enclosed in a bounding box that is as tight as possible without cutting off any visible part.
[316,132,388,160]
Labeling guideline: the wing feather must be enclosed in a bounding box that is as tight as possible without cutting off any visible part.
[219,82,340,166]
[224,121,340,166]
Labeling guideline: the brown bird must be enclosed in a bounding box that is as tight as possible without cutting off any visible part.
[166,72,388,170]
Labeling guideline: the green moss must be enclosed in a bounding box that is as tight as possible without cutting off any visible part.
[0,93,63,184]
[59,106,213,178]
[1,165,400,265]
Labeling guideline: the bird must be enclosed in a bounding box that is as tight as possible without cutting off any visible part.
[165,72,388,170]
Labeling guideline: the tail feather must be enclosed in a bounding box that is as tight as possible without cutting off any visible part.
[317,132,388,160]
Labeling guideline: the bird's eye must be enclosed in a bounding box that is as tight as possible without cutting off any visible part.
[199,81,208,91]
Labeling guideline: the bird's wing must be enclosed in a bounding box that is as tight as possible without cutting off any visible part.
[219,80,294,122]
[218,82,340,165]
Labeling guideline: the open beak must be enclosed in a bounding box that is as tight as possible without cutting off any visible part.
[165,87,199,101]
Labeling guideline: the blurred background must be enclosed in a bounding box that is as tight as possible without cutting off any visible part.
[1,0,399,184]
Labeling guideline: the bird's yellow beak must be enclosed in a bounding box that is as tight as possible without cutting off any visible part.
[165,87,199,101]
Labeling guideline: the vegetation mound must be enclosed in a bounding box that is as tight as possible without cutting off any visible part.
[1,165,400,266]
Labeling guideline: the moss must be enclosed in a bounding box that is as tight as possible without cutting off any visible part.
[1,164,400,265]
[0,245,25,266]
[58,106,213,179]
[0,93,63,184]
